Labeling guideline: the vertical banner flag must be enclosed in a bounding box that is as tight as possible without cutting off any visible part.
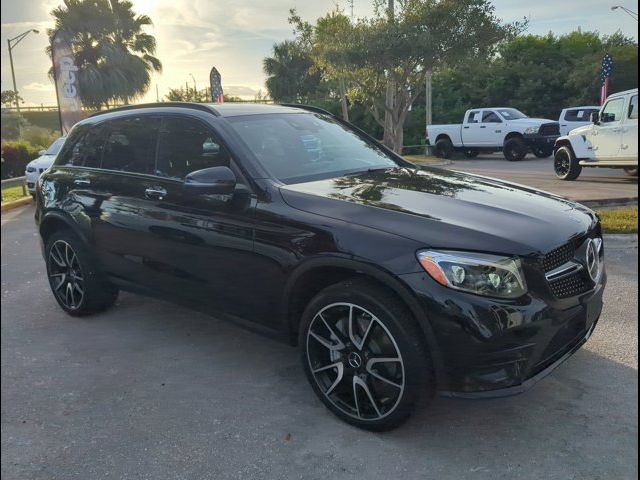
[600,54,614,105]
[51,29,84,134]
[210,67,224,103]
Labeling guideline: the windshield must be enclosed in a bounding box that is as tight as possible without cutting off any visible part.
[497,109,528,120]
[45,137,66,155]
[227,113,400,183]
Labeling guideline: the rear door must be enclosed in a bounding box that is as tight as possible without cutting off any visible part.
[622,94,638,161]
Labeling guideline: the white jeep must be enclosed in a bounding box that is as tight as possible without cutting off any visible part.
[554,89,638,180]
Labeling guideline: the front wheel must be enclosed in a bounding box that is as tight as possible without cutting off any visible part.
[624,167,638,177]
[503,137,527,161]
[554,146,582,180]
[300,278,434,431]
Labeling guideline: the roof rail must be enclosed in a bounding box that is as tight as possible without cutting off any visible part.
[279,103,335,117]
[89,102,218,118]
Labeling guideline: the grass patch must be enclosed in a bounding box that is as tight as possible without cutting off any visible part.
[597,207,638,234]
[1,185,30,203]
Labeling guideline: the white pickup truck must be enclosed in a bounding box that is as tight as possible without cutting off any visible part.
[554,88,638,180]
[426,108,561,161]
[558,106,600,136]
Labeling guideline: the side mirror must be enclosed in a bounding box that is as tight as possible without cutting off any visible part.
[183,166,236,196]
[38,150,46,156]
[590,112,600,125]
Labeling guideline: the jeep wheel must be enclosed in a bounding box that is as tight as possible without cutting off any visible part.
[503,137,527,161]
[624,167,638,177]
[46,230,119,316]
[434,138,454,159]
[532,146,554,158]
[554,146,582,181]
[300,278,434,431]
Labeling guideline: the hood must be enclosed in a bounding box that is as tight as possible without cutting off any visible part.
[509,118,556,126]
[280,167,597,256]
[567,124,592,136]
[28,155,56,168]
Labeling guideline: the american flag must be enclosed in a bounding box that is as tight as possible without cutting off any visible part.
[600,54,614,105]
[210,67,224,103]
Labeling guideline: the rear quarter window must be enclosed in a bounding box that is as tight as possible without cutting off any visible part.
[54,124,106,168]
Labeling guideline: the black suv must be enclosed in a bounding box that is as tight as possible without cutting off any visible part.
[36,103,606,431]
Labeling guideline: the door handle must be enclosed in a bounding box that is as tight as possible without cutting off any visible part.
[73,179,91,186]
[145,187,167,200]
[480,126,487,129]
[463,126,470,129]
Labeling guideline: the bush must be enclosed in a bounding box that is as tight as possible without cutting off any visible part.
[20,125,58,150]
[0,112,28,140]
[1,141,42,179]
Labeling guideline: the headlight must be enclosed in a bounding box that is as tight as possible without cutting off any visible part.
[26,165,36,173]
[523,126,539,135]
[417,250,527,299]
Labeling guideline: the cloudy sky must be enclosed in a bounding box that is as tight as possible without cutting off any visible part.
[1,0,638,106]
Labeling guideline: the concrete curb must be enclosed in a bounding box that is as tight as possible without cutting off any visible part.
[1,197,32,213]
[581,197,638,208]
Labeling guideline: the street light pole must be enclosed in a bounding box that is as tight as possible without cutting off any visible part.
[611,5,639,20]
[6,29,39,114]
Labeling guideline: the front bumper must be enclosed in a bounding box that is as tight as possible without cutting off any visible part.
[522,133,559,149]
[400,269,605,397]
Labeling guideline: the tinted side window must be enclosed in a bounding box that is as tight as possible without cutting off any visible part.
[482,111,501,123]
[156,117,230,179]
[55,124,106,168]
[629,95,638,120]
[101,116,160,174]
[564,109,598,122]
[467,111,481,124]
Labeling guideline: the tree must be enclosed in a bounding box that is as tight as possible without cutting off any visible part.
[1,90,23,108]
[263,40,322,103]
[290,0,523,152]
[165,87,211,102]
[47,0,162,108]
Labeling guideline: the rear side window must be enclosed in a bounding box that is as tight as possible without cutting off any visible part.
[629,95,638,120]
[55,124,106,168]
[467,111,481,124]
[155,116,230,180]
[564,109,599,122]
[101,116,160,174]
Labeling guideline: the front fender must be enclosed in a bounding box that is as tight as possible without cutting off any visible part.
[555,134,594,160]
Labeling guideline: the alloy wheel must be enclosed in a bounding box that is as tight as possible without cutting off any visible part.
[306,303,405,421]
[47,240,85,310]
[555,150,571,176]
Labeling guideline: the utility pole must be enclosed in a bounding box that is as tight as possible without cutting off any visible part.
[156,84,160,102]
[425,70,433,155]
[6,29,39,114]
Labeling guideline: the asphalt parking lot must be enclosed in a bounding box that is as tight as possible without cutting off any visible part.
[426,154,638,205]
[1,205,638,480]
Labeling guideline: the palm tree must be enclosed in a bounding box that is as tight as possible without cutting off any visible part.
[263,40,321,103]
[47,0,162,108]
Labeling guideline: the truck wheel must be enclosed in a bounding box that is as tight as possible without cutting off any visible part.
[434,138,454,159]
[532,146,554,158]
[463,149,479,158]
[554,146,582,181]
[503,137,527,161]
[624,167,638,177]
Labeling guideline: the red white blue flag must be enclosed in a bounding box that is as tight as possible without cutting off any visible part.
[209,67,224,103]
[600,54,614,105]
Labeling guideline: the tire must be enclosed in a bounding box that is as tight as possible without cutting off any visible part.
[624,167,638,177]
[299,277,434,431]
[554,146,582,181]
[532,146,554,158]
[434,137,454,159]
[503,137,527,161]
[45,229,119,316]
[463,149,479,158]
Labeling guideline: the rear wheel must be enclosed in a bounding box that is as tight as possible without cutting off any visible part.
[532,146,554,158]
[503,137,527,161]
[45,230,119,316]
[434,137,454,159]
[554,146,582,181]
[300,278,434,431]
[624,167,638,177]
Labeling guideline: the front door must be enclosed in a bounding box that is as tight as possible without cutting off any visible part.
[91,114,261,322]
[591,97,625,159]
